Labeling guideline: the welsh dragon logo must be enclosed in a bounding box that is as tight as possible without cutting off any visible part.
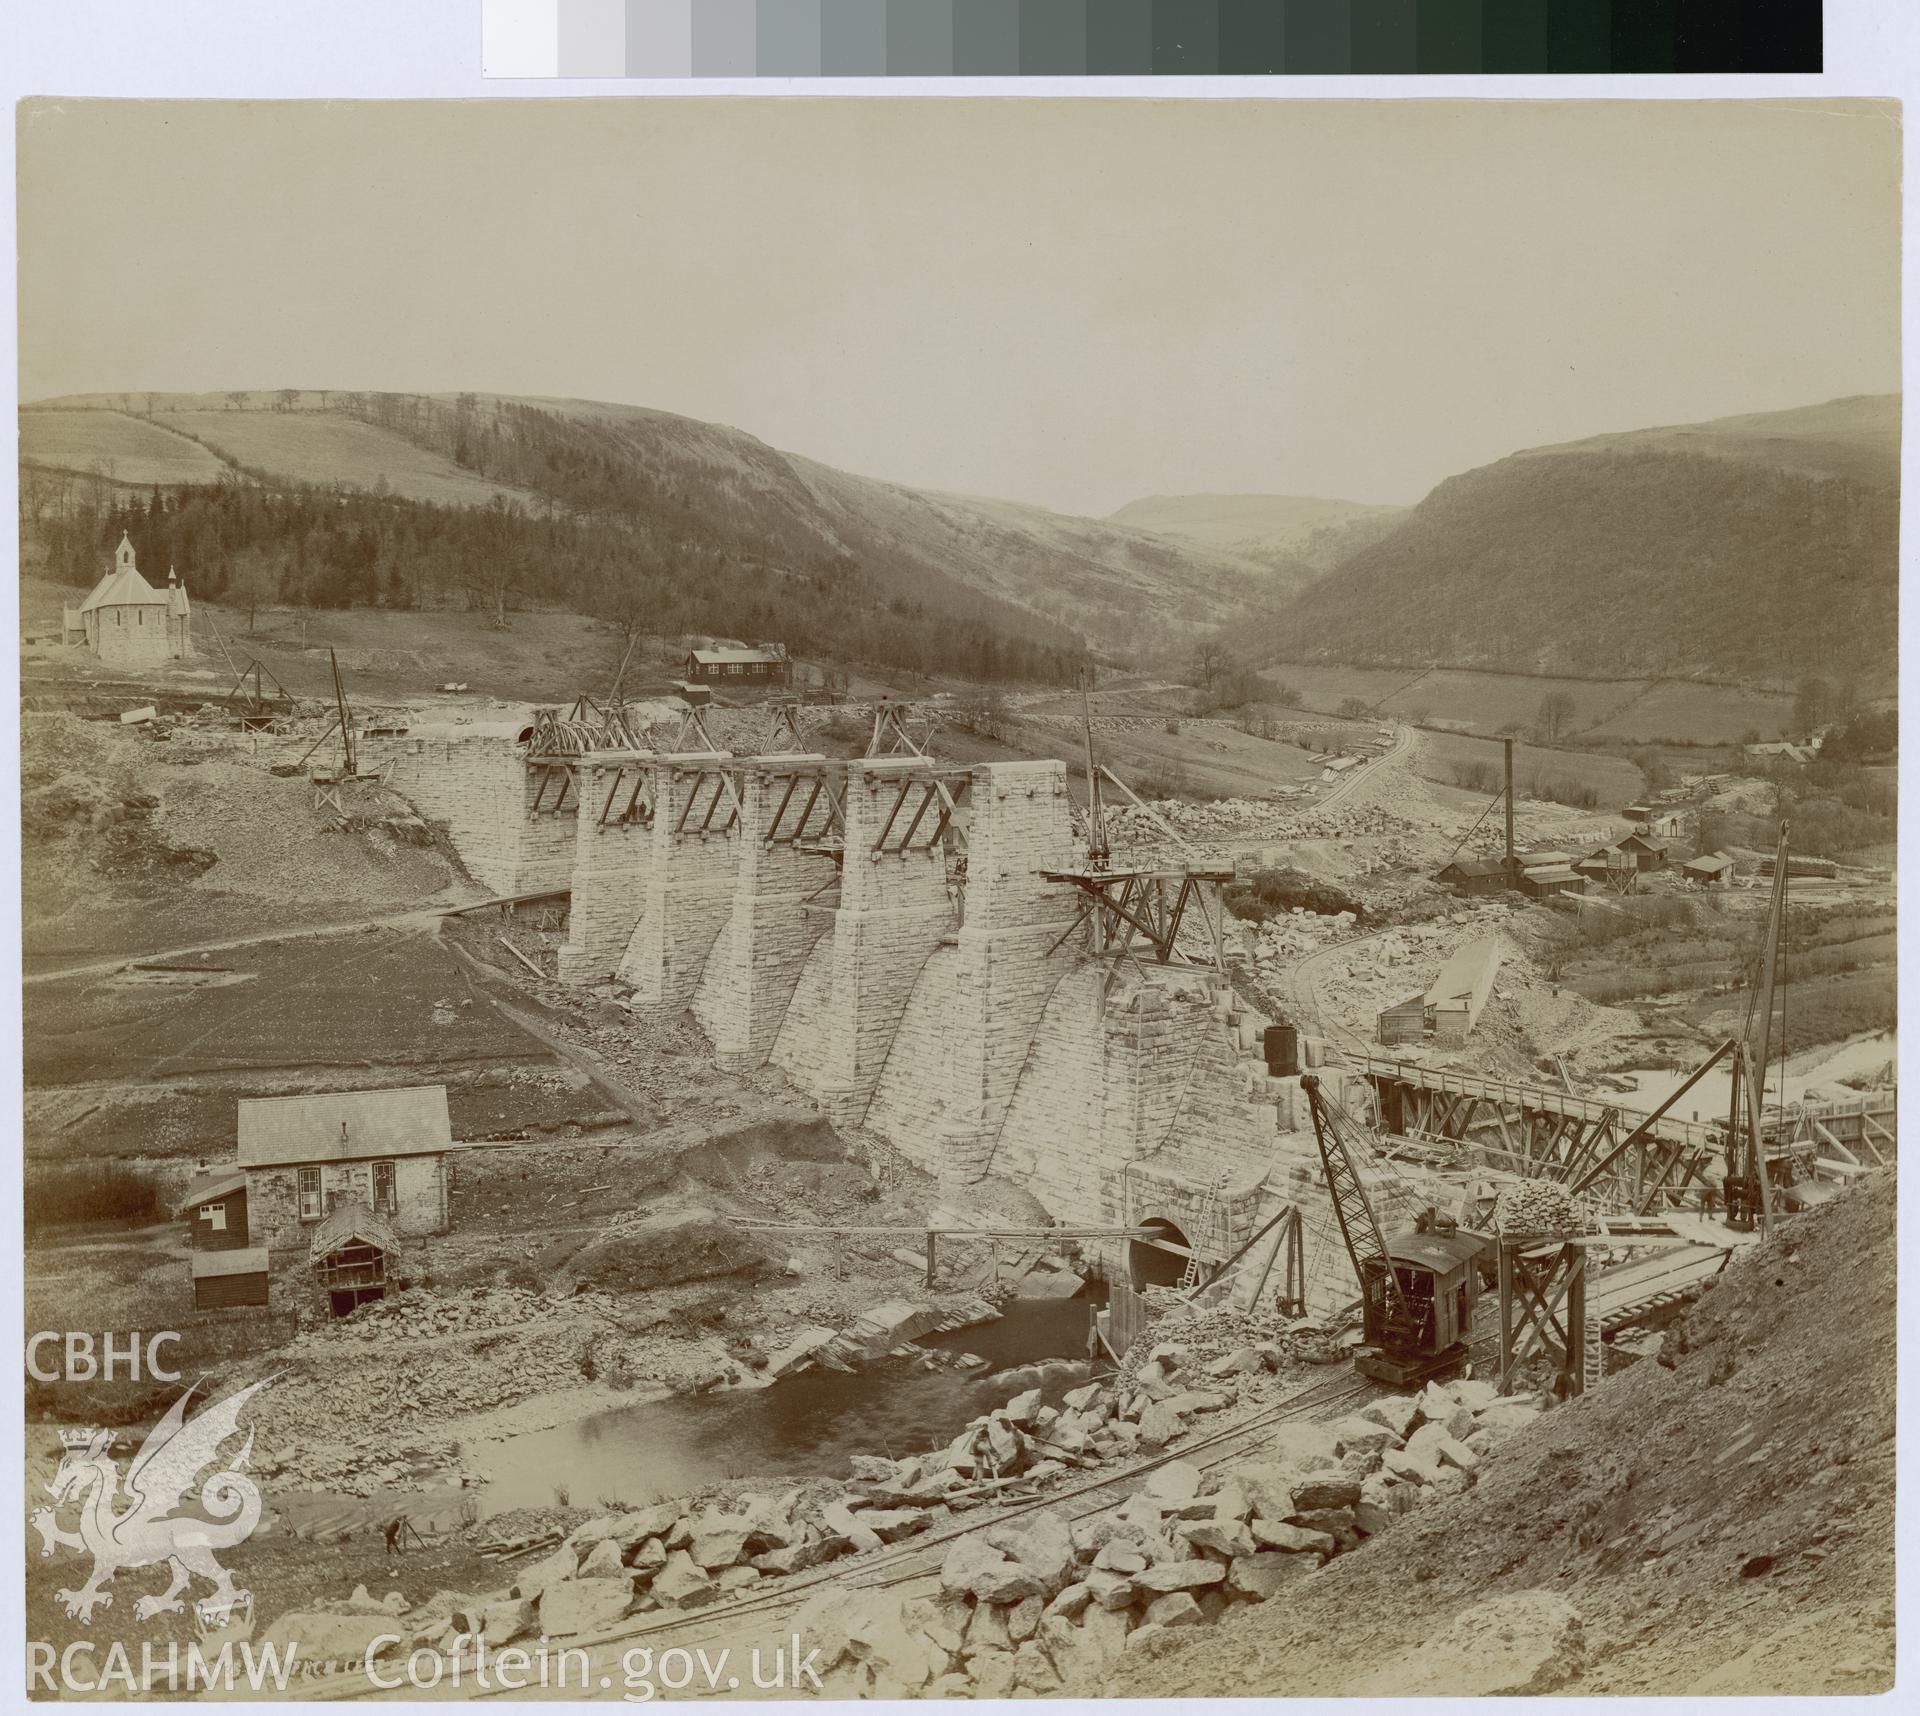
[31,1379,268,1628]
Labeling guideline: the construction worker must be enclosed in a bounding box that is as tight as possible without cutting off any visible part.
[383,1517,405,1561]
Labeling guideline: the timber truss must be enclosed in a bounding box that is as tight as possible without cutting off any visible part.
[1363,1056,1719,1215]
[1041,864,1233,977]
[867,768,970,857]
[758,762,843,849]
[525,697,648,817]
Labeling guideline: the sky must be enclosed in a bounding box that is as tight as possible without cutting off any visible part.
[16,97,1902,517]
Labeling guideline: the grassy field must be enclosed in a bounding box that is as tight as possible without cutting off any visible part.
[20,408,234,483]
[154,409,544,508]
[22,927,538,1088]
[1577,679,1797,744]
[1414,728,1644,811]
[1262,661,1799,746]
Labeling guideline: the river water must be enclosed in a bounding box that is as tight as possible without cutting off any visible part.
[466,1297,1097,1517]
[1615,1029,1895,1123]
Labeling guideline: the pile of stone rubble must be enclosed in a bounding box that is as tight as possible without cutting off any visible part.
[289,1286,549,1347]
[796,1369,1548,1697]
[1494,1179,1582,1237]
[250,1351,1549,1684]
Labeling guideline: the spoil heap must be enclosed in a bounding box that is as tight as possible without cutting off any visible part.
[1120,1171,1897,1697]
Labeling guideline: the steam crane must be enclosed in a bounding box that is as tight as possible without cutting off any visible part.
[1302,1073,1487,1386]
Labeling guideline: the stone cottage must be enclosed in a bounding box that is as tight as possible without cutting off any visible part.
[235,1085,452,1250]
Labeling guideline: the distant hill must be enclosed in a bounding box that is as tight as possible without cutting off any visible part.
[1108,492,1408,575]
[1259,397,1900,685]
[21,391,1289,662]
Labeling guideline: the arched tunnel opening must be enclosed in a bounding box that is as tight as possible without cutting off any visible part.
[1128,1217,1192,1292]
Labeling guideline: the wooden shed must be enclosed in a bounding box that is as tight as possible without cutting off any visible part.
[1619,833,1673,872]
[178,1168,251,1251]
[191,1248,270,1311]
[684,645,791,687]
[1683,852,1735,885]
[1435,857,1512,896]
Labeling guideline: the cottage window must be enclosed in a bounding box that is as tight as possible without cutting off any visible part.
[199,1203,226,1231]
[298,1165,324,1221]
[372,1159,397,1214]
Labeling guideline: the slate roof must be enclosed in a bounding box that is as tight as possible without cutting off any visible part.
[78,564,168,612]
[688,647,786,666]
[237,1085,451,1168]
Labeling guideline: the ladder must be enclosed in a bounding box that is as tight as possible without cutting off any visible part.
[1180,1172,1227,1291]
[1582,1303,1604,1394]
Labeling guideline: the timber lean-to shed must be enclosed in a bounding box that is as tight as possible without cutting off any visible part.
[309,1203,399,1317]
[235,1085,452,1249]
[1425,938,1503,1044]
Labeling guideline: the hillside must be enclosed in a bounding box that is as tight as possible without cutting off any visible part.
[1109,492,1407,574]
[21,391,1284,660]
[1258,396,1900,684]
[1121,1173,1896,1697]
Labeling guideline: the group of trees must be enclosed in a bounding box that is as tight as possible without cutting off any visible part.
[1256,448,1899,683]
[25,464,1090,687]
[1789,672,1869,740]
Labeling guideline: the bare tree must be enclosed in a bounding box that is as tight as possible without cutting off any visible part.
[275,388,300,413]
[1190,640,1226,693]
[1537,690,1577,743]
[225,391,247,412]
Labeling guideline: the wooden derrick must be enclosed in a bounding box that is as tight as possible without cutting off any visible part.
[1497,1236,1588,1398]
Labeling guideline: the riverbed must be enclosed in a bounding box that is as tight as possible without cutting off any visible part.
[465,1296,1096,1517]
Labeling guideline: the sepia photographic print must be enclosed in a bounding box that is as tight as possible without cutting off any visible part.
[14,94,1900,1699]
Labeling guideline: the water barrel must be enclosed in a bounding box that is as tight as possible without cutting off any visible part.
[1263,1023,1299,1078]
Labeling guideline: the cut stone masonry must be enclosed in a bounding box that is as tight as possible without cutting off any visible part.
[373,737,1380,1312]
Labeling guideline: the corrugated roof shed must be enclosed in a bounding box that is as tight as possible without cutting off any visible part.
[177,1169,247,1212]
[191,1247,269,1279]
[237,1085,451,1168]
[1439,858,1510,879]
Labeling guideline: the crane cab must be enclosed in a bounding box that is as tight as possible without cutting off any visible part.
[1355,1221,1488,1387]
